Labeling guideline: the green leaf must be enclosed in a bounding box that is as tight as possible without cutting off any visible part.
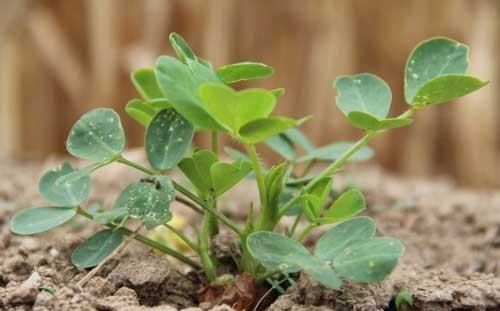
[334,73,392,119]
[395,290,414,310]
[285,128,314,152]
[199,83,276,132]
[155,56,225,130]
[333,237,404,282]
[315,216,375,262]
[271,88,285,98]
[71,230,123,268]
[265,164,287,220]
[145,109,194,170]
[39,162,91,207]
[321,189,365,224]
[131,68,164,100]
[144,98,171,112]
[410,74,488,107]
[178,150,218,194]
[247,231,311,273]
[247,231,341,289]
[302,177,332,221]
[10,207,76,235]
[216,62,273,83]
[405,37,469,104]
[297,142,374,163]
[93,208,128,225]
[114,176,175,229]
[239,117,302,144]
[279,188,302,216]
[265,134,296,160]
[66,108,125,161]
[125,99,156,127]
[169,32,197,62]
[347,111,413,131]
[210,159,252,196]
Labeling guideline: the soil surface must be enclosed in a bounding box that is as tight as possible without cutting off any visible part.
[1,153,500,310]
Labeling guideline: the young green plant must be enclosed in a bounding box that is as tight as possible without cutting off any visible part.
[10,34,487,290]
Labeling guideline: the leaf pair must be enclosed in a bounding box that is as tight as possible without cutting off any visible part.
[199,84,304,144]
[334,74,412,131]
[179,150,252,196]
[247,217,404,289]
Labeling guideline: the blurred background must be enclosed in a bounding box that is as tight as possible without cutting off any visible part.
[0,0,499,187]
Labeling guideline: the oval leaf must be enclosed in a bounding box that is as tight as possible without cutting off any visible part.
[334,73,392,119]
[216,62,273,83]
[146,109,194,170]
[114,176,175,229]
[333,237,404,282]
[178,150,218,194]
[297,142,374,163]
[169,32,197,62]
[131,68,164,100]
[322,189,366,223]
[39,162,91,207]
[10,207,76,235]
[199,83,276,132]
[239,117,301,144]
[315,216,375,262]
[71,230,123,268]
[411,74,488,107]
[66,108,125,161]
[405,37,469,104]
[210,160,252,196]
[347,111,413,131]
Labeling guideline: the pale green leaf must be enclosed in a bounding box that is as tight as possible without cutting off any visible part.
[321,189,365,224]
[169,32,196,62]
[114,176,175,229]
[271,88,285,98]
[145,109,194,170]
[333,237,404,282]
[131,68,164,100]
[265,134,296,160]
[315,216,375,262]
[39,162,90,207]
[334,73,391,119]
[178,150,218,193]
[395,290,414,310]
[405,37,469,104]
[285,128,314,152]
[297,142,374,163]
[216,62,273,83]
[411,74,488,107]
[10,207,76,235]
[199,83,276,132]
[66,108,125,161]
[239,117,301,144]
[210,159,252,195]
[93,208,127,225]
[125,99,156,127]
[71,230,123,268]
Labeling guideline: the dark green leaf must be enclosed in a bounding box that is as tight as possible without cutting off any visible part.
[145,109,194,170]
[10,207,76,235]
[216,62,273,83]
[114,176,175,229]
[333,237,404,282]
[405,37,469,104]
[315,217,375,262]
[71,230,123,268]
[131,68,164,100]
[410,75,488,107]
[39,162,91,207]
[66,108,125,161]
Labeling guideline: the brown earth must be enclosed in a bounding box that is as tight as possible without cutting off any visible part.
[1,154,500,311]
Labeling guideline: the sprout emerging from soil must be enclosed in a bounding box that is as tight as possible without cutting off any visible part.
[10,33,488,303]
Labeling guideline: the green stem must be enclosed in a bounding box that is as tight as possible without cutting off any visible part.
[117,156,243,236]
[163,223,199,253]
[245,144,267,208]
[199,213,217,281]
[296,224,316,242]
[278,108,415,220]
[288,213,302,237]
[76,207,201,269]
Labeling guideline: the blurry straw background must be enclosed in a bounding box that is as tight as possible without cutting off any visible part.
[0,0,499,187]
